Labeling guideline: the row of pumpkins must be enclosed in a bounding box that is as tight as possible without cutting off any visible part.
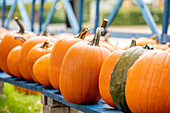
[0,17,169,112]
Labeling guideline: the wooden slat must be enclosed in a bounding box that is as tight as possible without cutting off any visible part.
[0,72,122,113]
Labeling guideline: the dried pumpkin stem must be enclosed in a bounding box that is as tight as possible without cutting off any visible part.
[15,36,27,43]
[130,39,136,47]
[15,17,25,34]
[94,27,104,46]
[101,19,108,35]
[41,41,51,49]
[42,30,48,36]
[150,34,157,40]
[75,26,89,39]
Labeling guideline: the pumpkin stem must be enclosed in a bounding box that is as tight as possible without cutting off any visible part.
[150,34,157,40]
[41,41,51,49]
[101,19,108,35]
[15,35,27,43]
[130,39,136,47]
[91,27,104,46]
[42,30,48,36]
[75,26,89,39]
[104,33,111,41]
[15,17,25,34]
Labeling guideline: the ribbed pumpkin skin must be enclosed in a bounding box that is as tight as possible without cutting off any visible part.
[7,46,22,78]
[0,32,36,74]
[110,46,147,113]
[49,37,82,90]
[59,41,111,104]
[99,50,124,107]
[33,53,51,87]
[126,50,170,113]
[18,36,57,81]
[27,42,54,82]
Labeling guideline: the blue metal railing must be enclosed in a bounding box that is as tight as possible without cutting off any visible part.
[0,0,170,43]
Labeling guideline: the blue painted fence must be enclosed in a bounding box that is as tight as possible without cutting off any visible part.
[0,0,170,43]
[0,72,122,113]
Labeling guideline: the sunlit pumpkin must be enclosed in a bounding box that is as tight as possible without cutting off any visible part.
[33,53,51,87]
[0,17,36,74]
[59,28,111,104]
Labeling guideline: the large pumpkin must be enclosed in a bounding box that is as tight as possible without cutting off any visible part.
[27,41,54,82]
[18,32,57,81]
[125,50,170,113]
[0,18,36,74]
[99,49,125,107]
[33,53,51,87]
[59,28,111,104]
[110,40,151,112]
[48,27,89,90]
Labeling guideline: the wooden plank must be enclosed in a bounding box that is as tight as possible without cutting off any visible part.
[0,72,122,113]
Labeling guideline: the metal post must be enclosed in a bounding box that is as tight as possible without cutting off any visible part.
[42,0,59,32]
[39,0,45,33]
[162,0,170,43]
[136,0,161,43]
[78,0,84,32]
[31,0,36,32]
[94,0,100,33]
[103,0,123,35]
[5,0,17,29]
[2,0,6,27]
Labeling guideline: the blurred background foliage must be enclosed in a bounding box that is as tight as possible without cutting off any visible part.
[0,0,164,25]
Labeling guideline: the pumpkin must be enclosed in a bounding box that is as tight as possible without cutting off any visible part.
[153,42,170,51]
[136,34,157,46]
[14,86,40,95]
[48,27,89,90]
[27,41,54,82]
[56,33,75,39]
[0,27,8,40]
[59,28,111,104]
[99,49,125,107]
[110,40,152,112]
[125,50,170,113]
[7,46,22,78]
[33,53,51,87]
[18,31,57,81]
[0,18,36,74]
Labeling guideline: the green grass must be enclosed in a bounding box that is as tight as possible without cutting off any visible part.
[0,83,42,113]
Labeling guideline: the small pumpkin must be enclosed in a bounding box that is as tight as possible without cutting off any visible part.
[136,34,157,46]
[18,31,57,81]
[125,50,170,113]
[27,41,54,82]
[0,18,36,74]
[59,28,111,104]
[14,86,40,95]
[49,27,89,90]
[99,49,125,107]
[33,53,51,87]
[110,40,152,112]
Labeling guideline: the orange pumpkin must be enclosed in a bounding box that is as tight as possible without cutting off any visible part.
[27,41,54,82]
[0,18,36,74]
[136,35,157,46]
[7,45,22,78]
[99,49,125,107]
[59,28,111,104]
[125,50,170,113]
[48,27,89,90]
[14,86,40,95]
[153,43,170,51]
[18,32,57,81]
[33,53,51,87]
